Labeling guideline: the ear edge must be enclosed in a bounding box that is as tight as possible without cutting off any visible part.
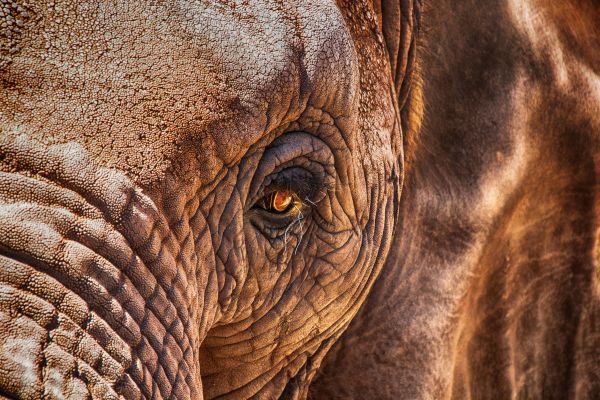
[375,0,424,170]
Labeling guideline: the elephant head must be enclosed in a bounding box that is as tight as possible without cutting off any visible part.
[0,0,420,398]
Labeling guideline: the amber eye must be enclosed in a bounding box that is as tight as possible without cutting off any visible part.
[257,190,295,213]
[273,190,293,211]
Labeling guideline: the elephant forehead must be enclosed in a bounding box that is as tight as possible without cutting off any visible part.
[174,0,360,162]
[2,0,359,185]
[178,0,359,111]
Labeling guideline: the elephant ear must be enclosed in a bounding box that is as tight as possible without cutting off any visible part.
[372,0,423,167]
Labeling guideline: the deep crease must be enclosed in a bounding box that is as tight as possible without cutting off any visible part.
[0,265,139,398]
[0,167,200,393]
[0,222,193,399]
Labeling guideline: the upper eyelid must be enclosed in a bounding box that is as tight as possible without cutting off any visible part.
[247,132,335,200]
[249,167,320,209]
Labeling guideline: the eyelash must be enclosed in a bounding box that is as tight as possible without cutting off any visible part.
[255,190,300,214]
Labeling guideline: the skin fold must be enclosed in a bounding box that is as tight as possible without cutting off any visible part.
[0,0,417,398]
[311,0,600,398]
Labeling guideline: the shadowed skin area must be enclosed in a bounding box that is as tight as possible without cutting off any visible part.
[0,0,419,399]
[311,0,600,398]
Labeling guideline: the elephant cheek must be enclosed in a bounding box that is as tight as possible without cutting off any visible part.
[0,163,209,399]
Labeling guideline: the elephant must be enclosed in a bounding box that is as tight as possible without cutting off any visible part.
[3,0,599,398]
[311,0,600,398]
[0,0,421,399]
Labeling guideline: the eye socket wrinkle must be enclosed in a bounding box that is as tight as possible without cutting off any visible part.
[246,131,336,243]
[248,169,318,241]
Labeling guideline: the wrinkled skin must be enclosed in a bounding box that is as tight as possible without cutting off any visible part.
[6,0,598,398]
[312,0,600,398]
[0,0,419,399]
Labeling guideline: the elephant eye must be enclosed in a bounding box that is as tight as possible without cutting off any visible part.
[256,190,297,213]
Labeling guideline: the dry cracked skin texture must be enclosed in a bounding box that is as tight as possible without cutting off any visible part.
[0,0,419,399]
